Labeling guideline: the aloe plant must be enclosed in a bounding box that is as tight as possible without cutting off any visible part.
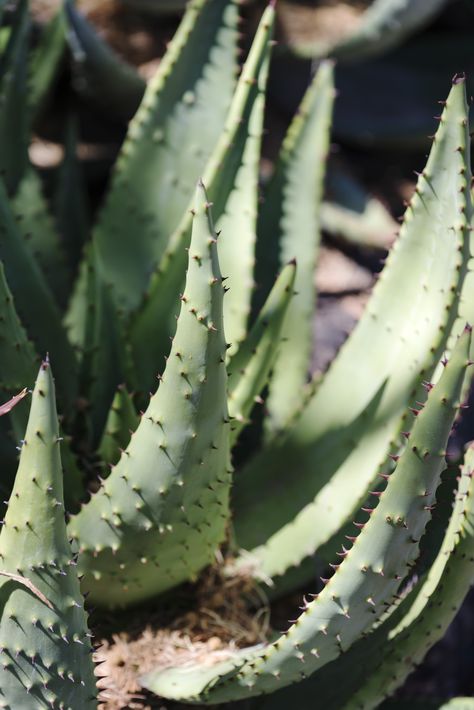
[0,1,472,707]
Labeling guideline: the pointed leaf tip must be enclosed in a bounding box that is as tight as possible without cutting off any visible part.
[452,73,466,85]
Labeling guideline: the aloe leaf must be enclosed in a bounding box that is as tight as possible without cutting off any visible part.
[75,245,133,448]
[0,261,37,391]
[232,77,472,586]
[250,462,471,710]
[0,175,78,408]
[432,184,474,400]
[215,18,269,352]
[94,0,239,312]
[0,361,97,707]
[69,182,231,608]
[0,260,37,491]
[63,242,131,451]
[130,3,275,395]
[64,243,90,356]
[0,0,29,195]
[53,112,90,274]
[64,0,145,121]
[228,260,296,447]
[0,260,84,511]
[13,168,70,308]
[321,161,398,249]
[271,33,474,151]
[289,0,449,62]
[98,384,139,467]
[142,327,472,702]
[29,8,67,118]
[339,445,474,710]
[258,60,334,435]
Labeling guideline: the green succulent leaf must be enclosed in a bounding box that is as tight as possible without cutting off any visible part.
[69,182,231,607]
[64,0,145,121]
[0,260,37,494]
[339,443,474,710]
[257,60,334,434]
[98,384,139,468]
[249,461,472,710]
[0,0,29,195]
[321,161,398,249]
[0,261,37,392]
[75,244,134,448]
[0,361,97,708]
[440,701,474,710]
[130,2,275,395]
[228,260,296,447]
[53,112,90,275]
[0,175,78,408]
[142,326,472,702]
[0,263,84,510]
[13,168,70,308]
[94,0,239,313]
[29,8,67,119]
[232,78,472,587]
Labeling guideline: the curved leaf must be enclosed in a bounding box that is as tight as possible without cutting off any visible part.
[232,78,472,586]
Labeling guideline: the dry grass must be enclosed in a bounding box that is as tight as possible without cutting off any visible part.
[94,564,270,710]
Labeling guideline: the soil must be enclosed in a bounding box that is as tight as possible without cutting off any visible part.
[94,566,270,709]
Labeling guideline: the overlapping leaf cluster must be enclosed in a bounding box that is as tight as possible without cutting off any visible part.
[0,1,472,707]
